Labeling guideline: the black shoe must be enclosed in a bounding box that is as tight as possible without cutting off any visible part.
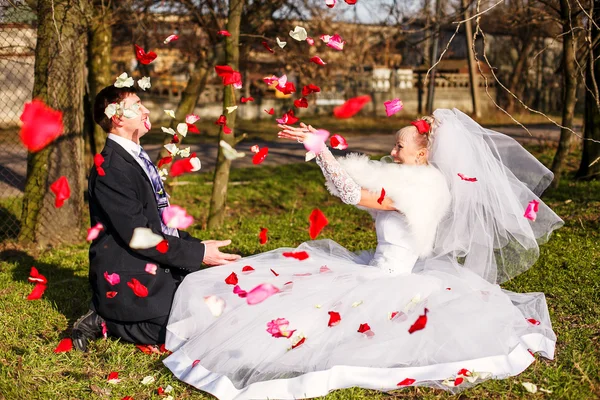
[71,309,105,352]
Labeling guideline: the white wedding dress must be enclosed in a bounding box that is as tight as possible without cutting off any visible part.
[163,109,561,399]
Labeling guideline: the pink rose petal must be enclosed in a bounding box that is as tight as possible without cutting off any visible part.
[145,263,157,275]
[86,222,104,241]
[384,98,403,117]
[162,205,194,229]
[303,129,330,154]
[104,271,120,285]
[246,283,280,305]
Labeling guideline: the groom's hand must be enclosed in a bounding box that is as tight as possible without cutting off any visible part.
[202,239,241,266]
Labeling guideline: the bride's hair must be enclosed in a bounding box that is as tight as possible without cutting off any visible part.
[395,115,436,152]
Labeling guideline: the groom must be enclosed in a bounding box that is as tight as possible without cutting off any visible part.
[71,84,240,351]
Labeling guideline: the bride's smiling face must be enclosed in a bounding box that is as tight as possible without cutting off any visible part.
[390,126,428,165]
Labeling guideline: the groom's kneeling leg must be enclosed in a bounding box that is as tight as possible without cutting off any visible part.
[104,315,168,345]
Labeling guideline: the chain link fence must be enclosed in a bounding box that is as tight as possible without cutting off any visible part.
[0,1,36,243]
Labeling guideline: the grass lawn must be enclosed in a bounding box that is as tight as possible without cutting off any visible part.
[0,145,598,399]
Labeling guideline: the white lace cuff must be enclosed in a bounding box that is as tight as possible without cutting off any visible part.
[315,147,361,205]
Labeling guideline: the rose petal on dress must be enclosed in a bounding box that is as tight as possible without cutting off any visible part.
[252,147,269,165]
[28,266,48,285]
[19,100,64,152]
[50,176,70,208]
[247,283,280,305]
[330,134,348,150]
[104,271,121,285]
[357,323,371,333]
[377,188,386,205]
[225,272,239,285]
[310,56,327,65]
[458,173,478,182]
[325,0,337,7]
[319,265,331,273]
[242,266,255,273]
[345,0,357,3]
[408,308,429,333]
[53,338,73,353]
[308,208,328,239]
[328,311,341,327]
[526,318,541,325]
[384,98,404,117]
[454,377,464,386]
[145,263,157,275]
[156,240,169,254]
[204,295,226,317]
[259,227,268,244]
[27,283,47,300]
[267,318,295,338]
[294,97,309,108]
[106,291,117,298]
[282,251,309,260]
[290,334,306,349]
[524,200,540,221]
[107,372,120,384]
[127,278,149,297]
[134,44,157,65]
[192,359,201,367]
[270,268,279,277]
[333,95,371,118]
[162,205,194,229]
[129,228,163,249]
[397,378,416,386]
[233,285,247,298]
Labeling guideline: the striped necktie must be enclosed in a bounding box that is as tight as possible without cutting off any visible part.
[138,148,179,237]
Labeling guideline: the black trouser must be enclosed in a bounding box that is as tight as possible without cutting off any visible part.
[104,314,168,345]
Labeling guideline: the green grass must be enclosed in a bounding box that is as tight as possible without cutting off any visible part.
[0,146,599,399]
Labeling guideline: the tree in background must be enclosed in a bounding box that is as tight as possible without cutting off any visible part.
[19,0,91,244]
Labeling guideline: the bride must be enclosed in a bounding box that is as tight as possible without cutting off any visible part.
[163,109,563,399]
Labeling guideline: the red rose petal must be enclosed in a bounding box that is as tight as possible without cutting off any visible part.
[377,188,386,205]
[411,119,431,134]
[282,251,309,260]
[261,41,275,53]
[294,98,309,108]
[527,318,541,325]
[291,337,305,349]
[53,338,73,353]
[397,378,416,387]
[127,278,148,297]
[358,323,371,333]
[242,266,255,273]
[27,283,47,300]
[217,30,231,36]
[192,359,201,367]
[259,227,268,245]
[458,173,477,182]
[302,84,321,96]
[457,368,471,376]
[50,176,71,208]
[28,266,48,285]
[157,156,173,168]
[308,208,328,239]
[333,95,372,119]
[252,147,269,165]
[170,158,195,177]
[134,44,157,65]
[106,291,118,298]
[270,268,279,277]
[225,272,239,285]
[328,311,341,327]
[156,240,169,254]
[454,377,464,386]
[241,96,254,103]
[310,56,327,65]
[408,308,429,334]
[215,114,227,126]
[264,108,275,115]
[19,99,64,152]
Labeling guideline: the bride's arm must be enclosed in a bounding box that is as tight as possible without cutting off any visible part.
[279,124,396,211]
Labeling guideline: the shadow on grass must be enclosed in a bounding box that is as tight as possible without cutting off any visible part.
[1,248,90,326]
[0,205,20,242]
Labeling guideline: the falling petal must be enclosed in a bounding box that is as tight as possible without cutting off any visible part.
[19,100,64,152]
[130,227,163,249]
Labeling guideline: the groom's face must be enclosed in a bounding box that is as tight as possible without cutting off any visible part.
[115,94,151,137]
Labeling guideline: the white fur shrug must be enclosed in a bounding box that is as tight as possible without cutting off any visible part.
[325,153,451,258]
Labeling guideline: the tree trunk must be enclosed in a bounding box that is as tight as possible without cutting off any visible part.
[576,2,600,179]
[462,0,480,117]
[505,39,534,114]
[207,0,244,229]
[550,0,579,188]
[85,1,112,164]
[426,0,444,114]
[155,55,213,163]
[19,0,90,245]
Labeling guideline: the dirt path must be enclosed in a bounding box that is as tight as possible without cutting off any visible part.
[0,124,564,199]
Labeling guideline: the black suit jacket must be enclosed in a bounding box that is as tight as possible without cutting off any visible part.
[88,139,205,322]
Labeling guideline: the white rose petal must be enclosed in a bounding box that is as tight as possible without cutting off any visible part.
[190,157,201,171]
[204,295,226,317]
[226,106,238,114]
[186,114,200,124]
[141,375,155,385]
[161,127,177,135]
[276,37,287,48]
[351,300,363,308]
[522,382,538,393]
[130,228,163,249]
[289,26,308,41]
[164,109,176,119]
[114,72,134,88]
[220,140,245,160]
[305,151,316,162]
[176,122,188,137]
[178,146,191,158]
[164,143,179,156]
[164,385,174,393]
[137,76,151,91]
[104,103,118,118]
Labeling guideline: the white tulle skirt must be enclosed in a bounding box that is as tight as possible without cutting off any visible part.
[163,240,556,400]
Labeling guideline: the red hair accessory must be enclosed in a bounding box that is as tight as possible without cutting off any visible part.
[411,119,431,134]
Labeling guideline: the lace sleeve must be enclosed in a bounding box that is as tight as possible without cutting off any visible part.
[315,147,361,205]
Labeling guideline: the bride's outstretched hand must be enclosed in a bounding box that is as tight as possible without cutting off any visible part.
[278,122,317,143]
